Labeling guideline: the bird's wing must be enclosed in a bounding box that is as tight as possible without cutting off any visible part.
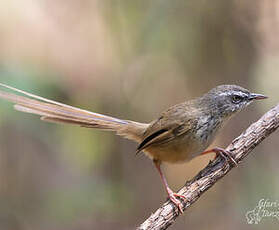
[136,118,193,153]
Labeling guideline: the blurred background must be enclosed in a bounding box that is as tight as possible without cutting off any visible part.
[0,0,278,229]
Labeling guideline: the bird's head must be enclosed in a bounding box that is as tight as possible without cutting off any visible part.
[204,85,267,118]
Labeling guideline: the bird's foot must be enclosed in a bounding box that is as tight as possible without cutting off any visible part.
[167,188,186,214]
[213,147,238,166]
[202,147,237,166]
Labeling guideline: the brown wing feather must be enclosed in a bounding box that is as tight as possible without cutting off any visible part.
[136,103,195,153]
[136,128,173,153]
[136,123,193,153]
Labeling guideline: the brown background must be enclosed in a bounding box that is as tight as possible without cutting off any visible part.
[0,1,278,229]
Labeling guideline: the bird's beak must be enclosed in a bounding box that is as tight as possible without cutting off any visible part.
[249,93,268,100]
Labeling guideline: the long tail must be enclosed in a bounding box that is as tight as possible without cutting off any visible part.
[0,83,148,142]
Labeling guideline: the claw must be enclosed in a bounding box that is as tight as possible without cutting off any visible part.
[173,193,187,201]
[169,193,184,214]
[213,148,238,166]
[167,188,186,214]
[202,147,238,167]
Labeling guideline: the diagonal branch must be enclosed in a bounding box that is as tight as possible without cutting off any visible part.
[137,104,279,230]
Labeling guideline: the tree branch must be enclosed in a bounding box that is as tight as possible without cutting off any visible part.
[137,104,279,230]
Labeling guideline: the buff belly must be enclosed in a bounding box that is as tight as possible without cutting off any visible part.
[143,135,208,163]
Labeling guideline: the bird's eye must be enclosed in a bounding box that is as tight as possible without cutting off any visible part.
[231,95,243,104]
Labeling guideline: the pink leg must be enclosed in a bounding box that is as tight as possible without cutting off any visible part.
[201,147,238,166]
[153,160,186,214]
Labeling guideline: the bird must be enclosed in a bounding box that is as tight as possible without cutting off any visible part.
[0,83,267,213]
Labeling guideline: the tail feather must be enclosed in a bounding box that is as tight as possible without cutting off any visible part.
[0,83,148,142]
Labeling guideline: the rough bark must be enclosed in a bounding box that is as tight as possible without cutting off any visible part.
[137,104,279,230]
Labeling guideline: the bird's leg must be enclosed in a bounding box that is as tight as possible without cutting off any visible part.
[201,147,238,166]
[153,159,186,214]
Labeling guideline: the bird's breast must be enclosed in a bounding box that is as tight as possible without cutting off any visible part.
[195,115,221,144]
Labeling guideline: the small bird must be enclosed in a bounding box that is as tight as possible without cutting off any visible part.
[0,83,267,213]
